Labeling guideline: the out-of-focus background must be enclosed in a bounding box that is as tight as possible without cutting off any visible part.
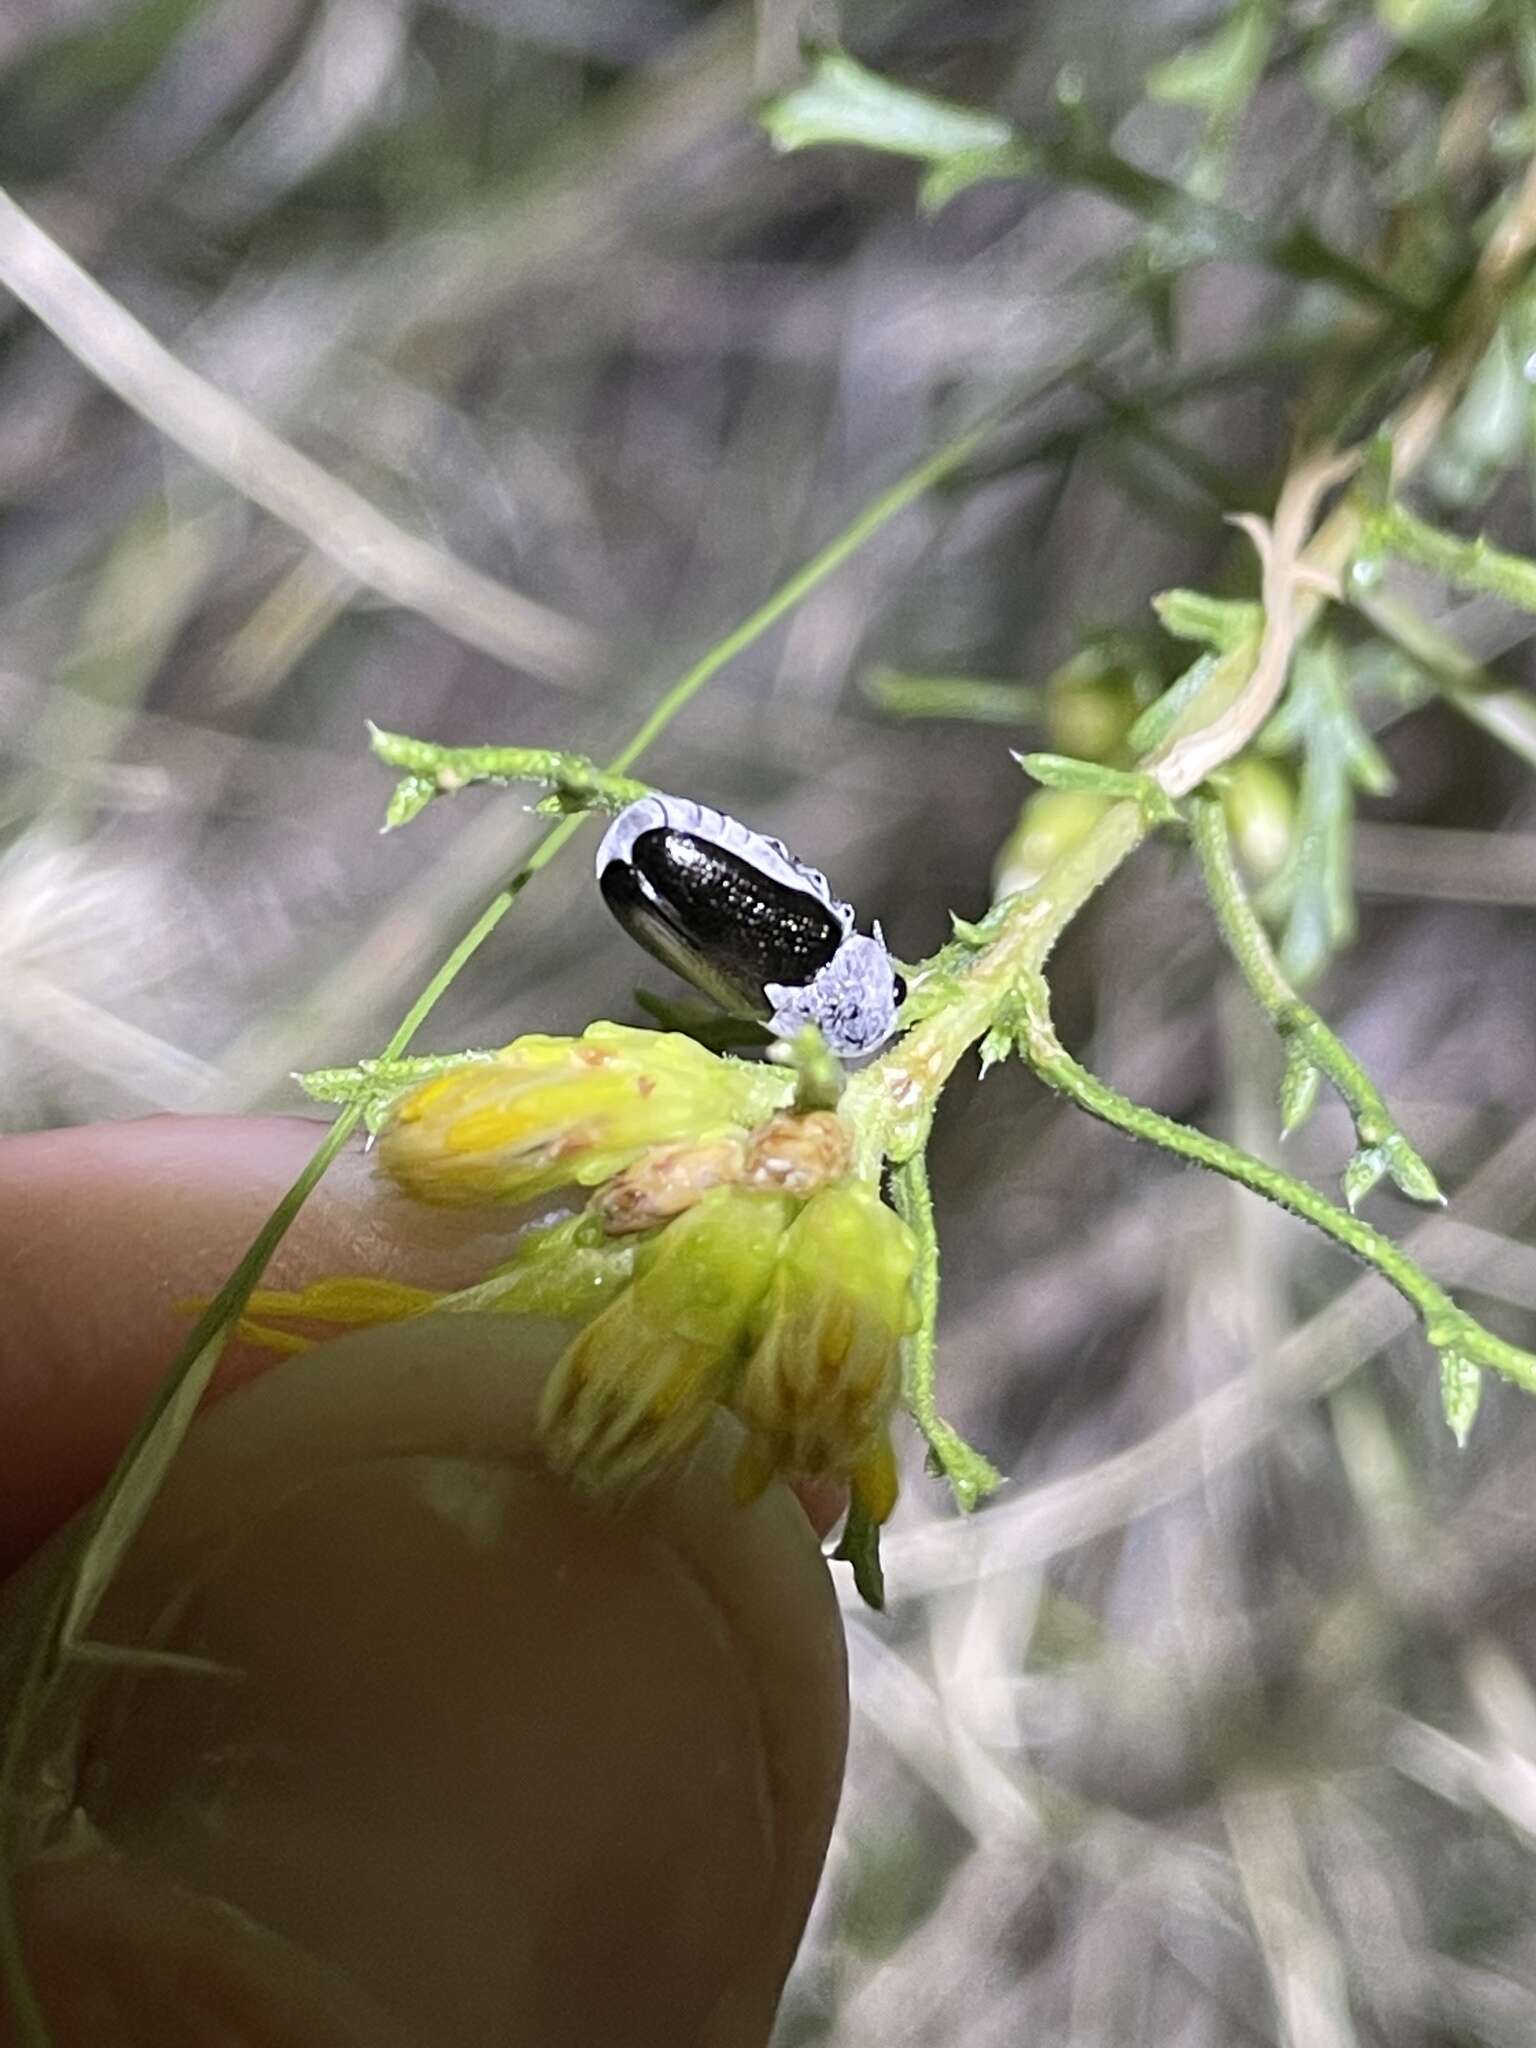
[5,0,1536,2040]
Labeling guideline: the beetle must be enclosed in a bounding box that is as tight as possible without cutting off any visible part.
[595,794,904,1058]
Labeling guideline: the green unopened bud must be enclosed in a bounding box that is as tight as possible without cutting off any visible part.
[378,1023,792,1205]
[731,1186,917,1523]
[992,789,1112,899]
[539,1187,795,1488]
[1045,644,1145,763]
[1220,756,1296,882]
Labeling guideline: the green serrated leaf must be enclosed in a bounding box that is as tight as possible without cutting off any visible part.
[383,774,437,831]
[1279,1044,1323,1134]
[762,51,1016,164]
[834,1496,886,1610]
[1440,1349,1483,1447]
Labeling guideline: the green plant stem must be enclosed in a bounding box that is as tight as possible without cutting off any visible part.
[1014,975,1536,1399]
[1190,795,1442,1207]
[368,725,650,824]
[1369,498,1536,610]
[862,666,1040,724]
[891,1152,1002,1509]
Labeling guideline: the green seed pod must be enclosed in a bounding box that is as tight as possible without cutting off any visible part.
[992,789,1113,899]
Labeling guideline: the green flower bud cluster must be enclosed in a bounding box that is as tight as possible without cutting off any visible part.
[540,1180,915,1524]
[262,1027,920,1524]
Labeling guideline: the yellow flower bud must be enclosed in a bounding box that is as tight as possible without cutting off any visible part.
[539,1186,795,1488]
[377,1022,792,1205]
[730,1185,917,1519]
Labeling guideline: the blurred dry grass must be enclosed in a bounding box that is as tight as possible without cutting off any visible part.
[5,1,1536,2042]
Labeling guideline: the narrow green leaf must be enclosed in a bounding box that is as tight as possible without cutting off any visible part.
[762,50,1016,164]
[1343,1145,1388,1212]
[861,664,1037,724]
[922,1425,1005,1511]
[1015,751,1183,823]
[1371,494,1536,614]
[1440,1350,1483,1447]
[1259,636,1378,984]
[1381,1131,1445,1206]
[834,1497,886,1610]
[1126,652,1221,753]
[919,141,1036,211]
[949,911,993,948]
[890,1154,1005,1512]
[978,1021,1018,1077]
[1279,1043,1323,1134]
[1147,1,1272,111]
[1152,588,1262,650]
[383,773,436,830]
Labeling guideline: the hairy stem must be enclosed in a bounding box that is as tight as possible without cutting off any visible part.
[891,1152,1002,1509]
[1190,795,1441,1208]
[1368,498,1536,611]
[1015,977,1536,1401]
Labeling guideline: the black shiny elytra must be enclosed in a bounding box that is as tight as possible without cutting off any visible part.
[596,794,903,1058]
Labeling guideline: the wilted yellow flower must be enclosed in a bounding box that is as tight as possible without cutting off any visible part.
[377,1022,792,1204]
[540,1186,795,1487]
[731,1184,917,1524]
[590,1107,854,1234]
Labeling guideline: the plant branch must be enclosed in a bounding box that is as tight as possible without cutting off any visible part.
[1190,795,1441,1209]
[1367,498,1536,611]
[891,1152,1002,1509]
[851,151,1536,1152]
[367,726,651,830]
[1015,974,1529,1437]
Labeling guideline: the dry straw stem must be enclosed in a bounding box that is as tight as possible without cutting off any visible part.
[0,188,603,687]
